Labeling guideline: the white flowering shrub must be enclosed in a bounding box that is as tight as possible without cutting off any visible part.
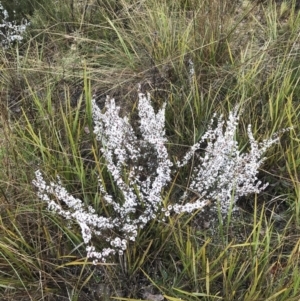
[0,4,29,47]
[33,91,280,263]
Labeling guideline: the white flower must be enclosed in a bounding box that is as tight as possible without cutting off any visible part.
[33,89,281,263]
[173,108,279,216]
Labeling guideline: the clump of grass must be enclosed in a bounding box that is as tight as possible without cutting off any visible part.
[0,0,300,300]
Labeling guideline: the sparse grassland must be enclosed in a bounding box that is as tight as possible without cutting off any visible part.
[0,0,300,300]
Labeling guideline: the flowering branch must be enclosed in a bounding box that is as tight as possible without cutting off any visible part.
[33,90,280,263]
[172,109,280,215]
